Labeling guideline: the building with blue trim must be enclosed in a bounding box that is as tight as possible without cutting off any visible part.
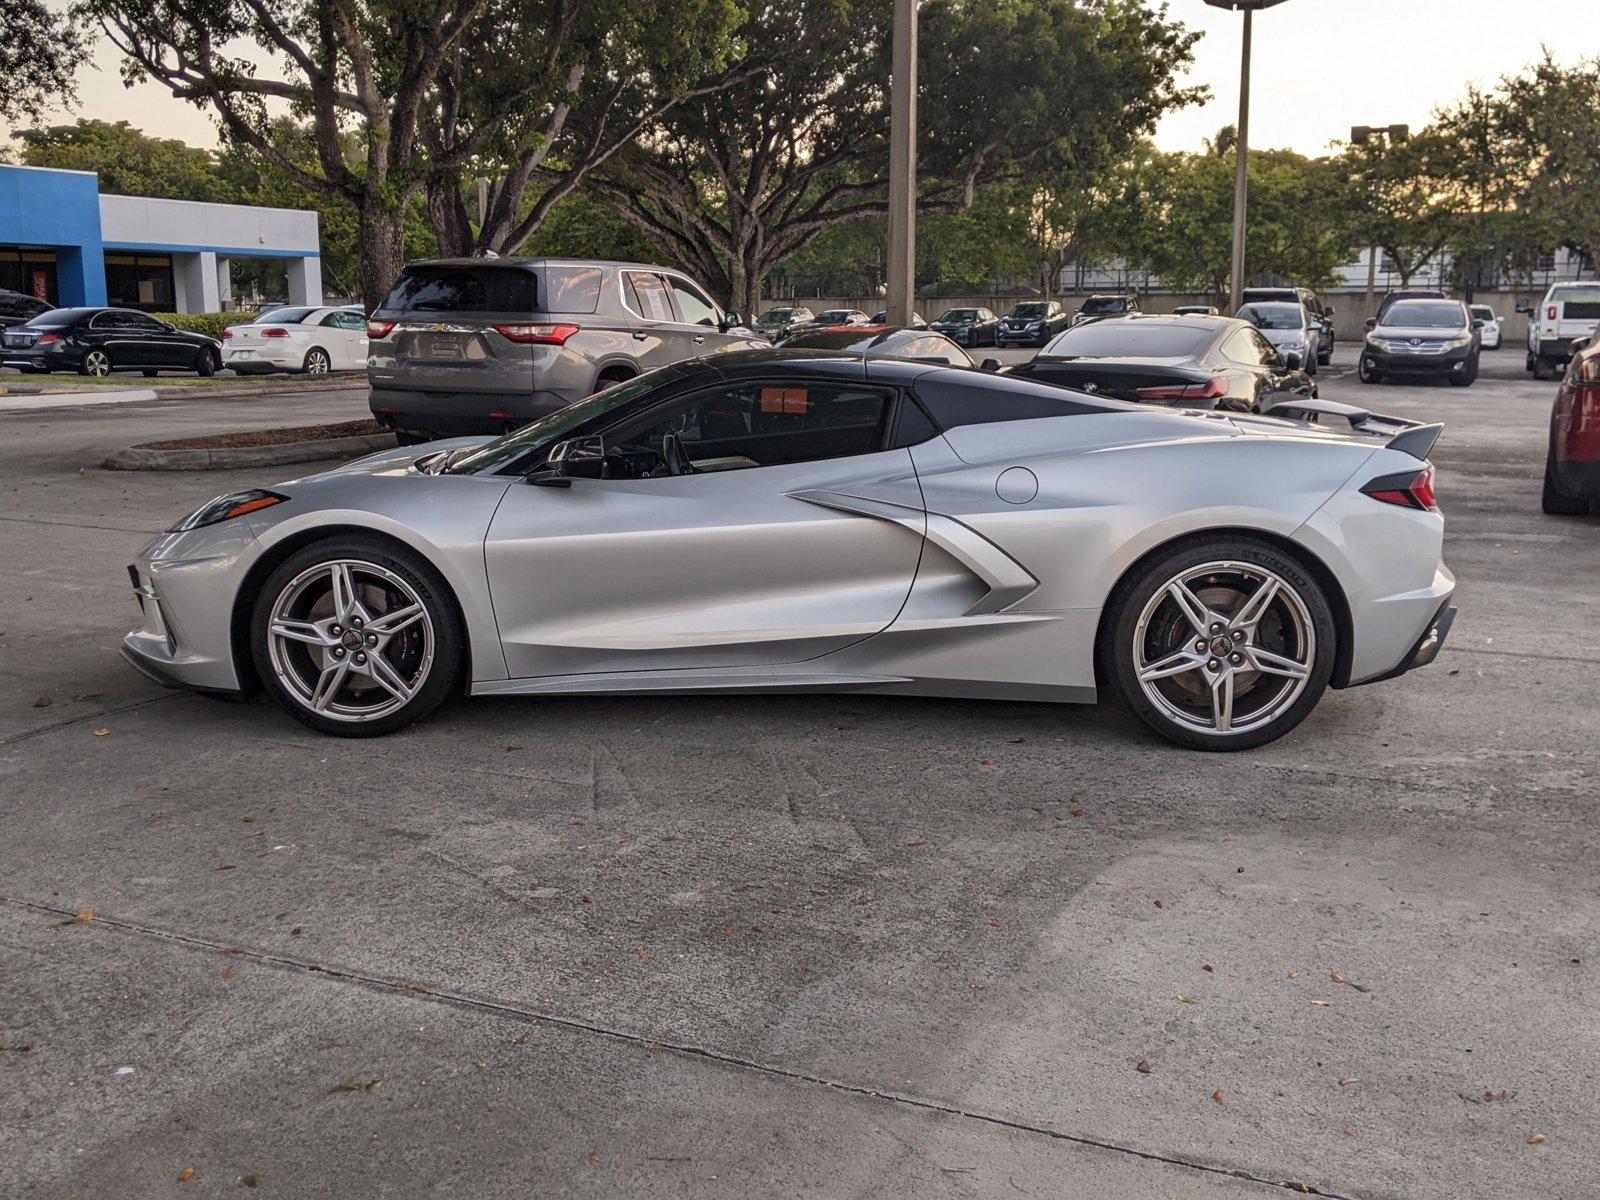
[0,164,323,312]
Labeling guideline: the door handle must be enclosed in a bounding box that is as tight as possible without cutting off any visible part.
[692,334,706,344]
[632,331,649,341]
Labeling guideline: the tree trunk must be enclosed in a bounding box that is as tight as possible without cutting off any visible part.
[427,178,475,259]
[357,208,407,312]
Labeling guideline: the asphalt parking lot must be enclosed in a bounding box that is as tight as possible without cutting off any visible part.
[2,352,1596,1199]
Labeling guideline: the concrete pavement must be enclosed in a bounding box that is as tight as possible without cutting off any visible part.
[1,357,1595,1198]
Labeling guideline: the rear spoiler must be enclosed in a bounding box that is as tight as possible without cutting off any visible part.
[1254,397,1443,461]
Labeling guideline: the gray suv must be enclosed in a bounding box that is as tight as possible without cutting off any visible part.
[368,258,764,441]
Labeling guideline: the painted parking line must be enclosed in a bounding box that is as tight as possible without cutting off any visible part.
[0,388,160,413]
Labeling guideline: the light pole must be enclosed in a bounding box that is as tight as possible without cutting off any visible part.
[885,0,917,327]
[1204,0,1291,313]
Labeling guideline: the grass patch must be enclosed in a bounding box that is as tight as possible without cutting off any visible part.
[139,420,387,451]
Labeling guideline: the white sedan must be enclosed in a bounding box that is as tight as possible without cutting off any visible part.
[222,305,368,375]
[1470,305,1502,350]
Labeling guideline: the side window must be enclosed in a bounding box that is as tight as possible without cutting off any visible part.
[336,312,367,330]
[545,265,603,314]
[1222,329,1263,366]
[127,312,166,332]
[95,311,132,330]
[665,276,719,327]
[601,380,892,476]
[624,271,674,323]
[319,311,345,327]
[1250,329,1284,366]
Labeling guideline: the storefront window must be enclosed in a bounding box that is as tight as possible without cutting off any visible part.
[104,254,175,311]
[0,249,59,306]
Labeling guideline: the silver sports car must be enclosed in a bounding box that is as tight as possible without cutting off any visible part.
[123,350,1457,750]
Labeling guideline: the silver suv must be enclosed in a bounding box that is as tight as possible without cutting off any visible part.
[367,258,764,442]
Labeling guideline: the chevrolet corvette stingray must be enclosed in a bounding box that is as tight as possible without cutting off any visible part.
[123,350,1456,750]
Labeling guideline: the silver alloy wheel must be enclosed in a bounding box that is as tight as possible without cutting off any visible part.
[84,350,111,377]
[306,349,330,375]
[1132,560,1315,737]
[266,559,434,723]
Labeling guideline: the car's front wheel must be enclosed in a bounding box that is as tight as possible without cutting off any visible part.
[1105,539,1336,751]
[1358,356,1382,385]
[1542,449,1591,516]
[251,537,465,736]
[80,348,112,377]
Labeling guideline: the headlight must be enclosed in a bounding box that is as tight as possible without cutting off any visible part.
[1366,336,1388,352]
[170,489,285,532]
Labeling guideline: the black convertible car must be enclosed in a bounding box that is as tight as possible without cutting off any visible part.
[1,307,222,377]
[1005,314,1317,412]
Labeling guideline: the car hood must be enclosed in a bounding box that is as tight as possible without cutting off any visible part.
[1373,324,1470,339]
[1258,327,1310,346]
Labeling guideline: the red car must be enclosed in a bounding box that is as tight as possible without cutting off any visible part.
[1544,332,1600,514]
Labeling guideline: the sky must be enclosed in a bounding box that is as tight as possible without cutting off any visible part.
[11,0,1599,157]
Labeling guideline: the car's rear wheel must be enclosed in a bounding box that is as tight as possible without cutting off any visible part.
[251,537,465,736]
[1105,539,1336,751]
[80,348,111,377]
[195,348,218,377]
[595,366,633,391]
[1542,450,1591,515]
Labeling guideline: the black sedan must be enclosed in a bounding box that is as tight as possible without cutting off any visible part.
[996,300,1070,347]
[1004,314,1316,412]
[928,307,1000,347]
[1,289,52,332]
[1,307,222,377]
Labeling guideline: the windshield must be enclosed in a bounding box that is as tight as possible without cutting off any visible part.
[1237,303,1304,330]
[446,369,677,474]
[1080,298,1127,313]
[1470,306,1495,321]
[22,307,95,329]
[1044,322,1213,359]
[816,310,854,323]
[1009,303,1049,318]
[1383,302,1467,329]
[937,309,978,323]
[756,309,793,325]
[247,306,316,325]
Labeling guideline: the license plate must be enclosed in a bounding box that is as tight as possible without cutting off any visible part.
[428,336,462,358]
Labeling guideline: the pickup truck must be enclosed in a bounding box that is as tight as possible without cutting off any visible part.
[1525,282,1600,379]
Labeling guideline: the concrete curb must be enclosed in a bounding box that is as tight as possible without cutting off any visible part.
[103,432,396,472]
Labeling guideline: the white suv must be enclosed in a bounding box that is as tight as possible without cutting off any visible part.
[1525,282,1600,379]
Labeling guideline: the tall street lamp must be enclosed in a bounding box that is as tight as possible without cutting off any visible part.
[1204,0,1292,313]
[885,0,918,327]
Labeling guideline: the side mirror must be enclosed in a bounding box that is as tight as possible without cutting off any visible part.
[980,358,1001,372]
[1473,319,1487,329]
[1364,317,1377,331]
[1515,299,1532,314]
[534,434,606,486]
[1323,305,1336,317]
[1284,351,1304,371]
[720,311,742,331]
[1571,336,1591,356]
[161,322,177,332]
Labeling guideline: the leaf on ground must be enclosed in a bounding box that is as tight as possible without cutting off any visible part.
[93,728,109,737]
[1311,999,1331,1007]
[1136,1060,1152,1074]
[579,895,591,905]
[1338,1077,1359,1087]
[587,1151,601,1165]
[1287,970,1301,980]
[1202,964,1214,973]
[1484,1089,1517,1102]
[177,1167,195,1182]
[393,983,428,994]
[905,839,927,847]
[1350,983,1372,993]
[75,908,94,924]
[326,1078,381,1095]
[1153,900,1164,909]
[1526,1132,1547,1145]
[243,1174,259,1189]
[1343,1125,1354,1137]
[512,1034,528,1046]
[1331,972,1346,983]
[222,967,233,982]
[1070,809,1085,817]
[638,950,653,960]
[1211,1090,1225,1104]
[978,759,993,767]
[33,695,51,708]
[0,1042,35,1052]
[215,864,237,872]
[1177,994,1197,1004]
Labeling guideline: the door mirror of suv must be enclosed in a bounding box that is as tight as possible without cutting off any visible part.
[1323,305,1335,317]
[1364,317,1377,331]
[980,358,1001,372]
[1473,319,1487,329]
[1515,299,1533,315]
[1283,351,1304,371]
[720,311,742,332]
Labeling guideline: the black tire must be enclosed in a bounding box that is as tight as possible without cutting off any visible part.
[1542,451,1590,516]
[195,348,217,377]
[142,369,159,377]
[1358,356,1382,385]
[1103,536,1337,752]
[80,348,112,377]
[595,366,633,391]
[1305,355,1318,377]
[250,535,466,737]
[394,430,432,446]
[1532,358,1553,381]
[1449,359,1478,387]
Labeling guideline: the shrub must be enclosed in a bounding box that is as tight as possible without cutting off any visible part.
[151,311,259,340]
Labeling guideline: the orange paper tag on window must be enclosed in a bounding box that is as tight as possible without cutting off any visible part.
[759,387,809,414]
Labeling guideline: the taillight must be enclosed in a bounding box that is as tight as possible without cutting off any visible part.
[1362,465,1438,512]
[37,332,62,345]
[260,327,290,339]
[494,323,580,346]
[222,328,234,340]
[367,320,395,340]
[1135,376,1229,402]
[1574,355,1600,388]
[1548,305,1559,321]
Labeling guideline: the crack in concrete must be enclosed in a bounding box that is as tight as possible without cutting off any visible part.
[0,692,180,747]
[2,894,1352,1199]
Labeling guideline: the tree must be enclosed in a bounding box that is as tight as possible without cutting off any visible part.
[1,0,89,126]
[15,119,236,203]
[80,0,741,308]
[591,0,1203,317]
[1338,130,1459,288]
[1141,133,1354,302]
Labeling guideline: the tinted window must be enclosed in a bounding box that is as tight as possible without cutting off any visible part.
[1470,306,1495,321]
[545,265,603,314]
[125,312,167,332]
[757,309,794,325]
[1044,322,1214,359]
[625,272,674,322]
[1384,302,1467,329]
[382,266,536,313]
[1080,298,1129,314]
[604,380,892,474]
[0,293,47,319]
[916,371,1105,429]
[1249,329,1284,366]
[817,310,856,323]
[254,307,316,325]
[1221,329,1266,366]
[1009,303,1049,318]
[666,276,718,326]
[937,309,979,322]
